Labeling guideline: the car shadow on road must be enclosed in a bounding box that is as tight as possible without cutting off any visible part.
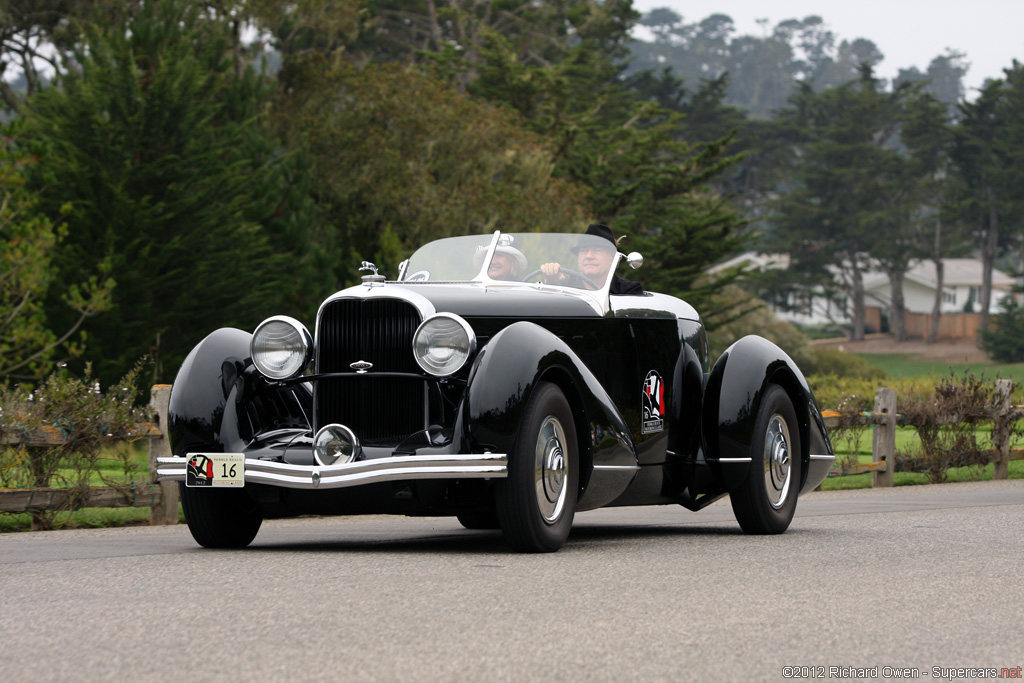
[238,521,810,555]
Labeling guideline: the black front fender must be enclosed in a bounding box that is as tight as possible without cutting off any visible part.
[463,321,637,509]
[702,335,833,492]
[169,328,312,457]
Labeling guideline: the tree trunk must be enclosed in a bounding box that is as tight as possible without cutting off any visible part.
[425,0,443,49]
[979,191,998,332]
[888,268,907,341]
[928,257,944,343]
[851,264,866,341]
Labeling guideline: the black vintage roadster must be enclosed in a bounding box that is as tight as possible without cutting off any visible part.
[158,231,834,552]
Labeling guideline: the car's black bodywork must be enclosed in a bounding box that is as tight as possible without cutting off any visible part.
[159,232,833,552]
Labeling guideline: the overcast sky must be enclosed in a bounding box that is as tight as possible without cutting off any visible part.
[631,0,1024,95]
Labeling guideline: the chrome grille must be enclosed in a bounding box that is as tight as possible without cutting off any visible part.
[315,297,425,444]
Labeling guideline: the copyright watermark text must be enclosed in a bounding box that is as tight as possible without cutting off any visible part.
[781,666,1022,680]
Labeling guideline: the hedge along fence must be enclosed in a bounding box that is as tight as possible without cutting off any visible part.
[822,379,1024,487]
[0,385,178,528]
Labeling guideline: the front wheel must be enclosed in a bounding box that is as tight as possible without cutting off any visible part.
[180,484,263,548]
[496,382,578,552]
[729,384,802,534]
[456,508,500,530]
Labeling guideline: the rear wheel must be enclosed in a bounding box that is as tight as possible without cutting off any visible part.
[496,382,578,552]
[729,384,802,534]
[180,484,262,548]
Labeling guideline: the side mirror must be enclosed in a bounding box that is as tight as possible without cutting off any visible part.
[626,252,644,270]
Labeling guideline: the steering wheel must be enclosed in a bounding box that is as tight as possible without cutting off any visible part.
[522,268,600,291]
[405,270,430,282]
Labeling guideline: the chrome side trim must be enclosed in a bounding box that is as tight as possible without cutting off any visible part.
[712,457,753,463]
[592,464,642,471]
[801,453,835,494]
[158,453,506,490]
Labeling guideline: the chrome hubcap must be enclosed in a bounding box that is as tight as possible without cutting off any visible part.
[763,414,792,509]
[535,416,568,524]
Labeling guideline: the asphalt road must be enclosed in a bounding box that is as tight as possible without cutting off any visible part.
[2,480,1022,682]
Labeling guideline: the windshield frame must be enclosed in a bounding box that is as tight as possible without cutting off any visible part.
[396,231,631,304]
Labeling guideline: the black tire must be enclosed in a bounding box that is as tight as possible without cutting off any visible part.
[496,382,578,552]
[456,509,501,530]
[729,384,802,535]
[180,483,263,548]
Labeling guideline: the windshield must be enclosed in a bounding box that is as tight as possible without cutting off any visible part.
[399,232,619,291]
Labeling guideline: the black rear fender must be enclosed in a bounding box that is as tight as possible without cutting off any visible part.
[702,335,832,493]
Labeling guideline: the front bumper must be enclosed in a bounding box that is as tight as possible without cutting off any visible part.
[157,452,507,490]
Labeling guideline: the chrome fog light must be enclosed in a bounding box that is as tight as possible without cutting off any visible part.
[314,424,359,466]
[251,316,312,380]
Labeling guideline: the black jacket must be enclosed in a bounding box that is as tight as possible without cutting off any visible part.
[610,275,644,296]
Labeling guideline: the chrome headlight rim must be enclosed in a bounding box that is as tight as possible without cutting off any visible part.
[412,313,477,377]
[250,315,313,380]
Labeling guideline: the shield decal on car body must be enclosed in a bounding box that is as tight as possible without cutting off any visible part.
[641,370,665,434]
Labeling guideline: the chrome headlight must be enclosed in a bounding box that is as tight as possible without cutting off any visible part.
[250,316,312,380]
[412,313,476,377]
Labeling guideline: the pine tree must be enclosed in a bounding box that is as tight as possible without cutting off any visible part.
[18,0,313,384]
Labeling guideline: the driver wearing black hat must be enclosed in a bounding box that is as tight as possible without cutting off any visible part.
[540,223,644,295]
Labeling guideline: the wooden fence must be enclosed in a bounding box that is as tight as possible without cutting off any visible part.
[821,379,1023,486]
[1,380,1021,524]
[903,311,982,340]
[0,385,179,525]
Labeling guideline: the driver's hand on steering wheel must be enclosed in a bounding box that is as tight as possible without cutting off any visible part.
[540,262,565,284]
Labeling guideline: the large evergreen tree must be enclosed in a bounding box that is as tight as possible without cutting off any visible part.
[951,78,1012,332]
[17,0,313,384]
[771,68,916,340]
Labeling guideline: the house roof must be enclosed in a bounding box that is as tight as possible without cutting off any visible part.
[706,251,789,275]
[865,259,1015,290]
[711,252,1016,291]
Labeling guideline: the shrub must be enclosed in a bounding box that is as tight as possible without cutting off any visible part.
[706,287,812,368]
[0,363,145,529]
[895,371,998,483]
[979,296,1024,363]
[795,323,848,340]
[803,346,887,380]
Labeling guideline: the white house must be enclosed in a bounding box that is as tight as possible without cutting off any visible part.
[861,259,1016,314]
[709,252,1018,332]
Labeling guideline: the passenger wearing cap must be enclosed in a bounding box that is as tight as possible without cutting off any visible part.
[540,224,644,295]
[475,244,528,281]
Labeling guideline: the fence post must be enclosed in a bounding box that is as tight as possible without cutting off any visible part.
[992,379,1012,480]
[872,387,897,488]
[147,384,178,525]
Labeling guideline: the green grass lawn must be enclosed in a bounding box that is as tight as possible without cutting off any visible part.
[855,353,1024,383]
[820,459,1024,490]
